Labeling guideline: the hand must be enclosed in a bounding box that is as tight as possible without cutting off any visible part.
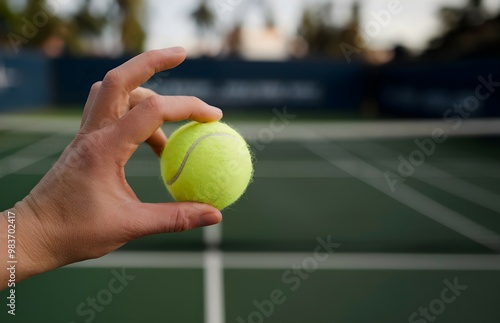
[0,47,223,289]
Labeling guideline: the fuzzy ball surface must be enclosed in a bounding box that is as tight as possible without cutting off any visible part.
[160,121,253,210]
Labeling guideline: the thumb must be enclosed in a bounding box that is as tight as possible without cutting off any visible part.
[130,202,222,237]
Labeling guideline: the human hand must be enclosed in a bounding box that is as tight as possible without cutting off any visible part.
[0,47,223,289]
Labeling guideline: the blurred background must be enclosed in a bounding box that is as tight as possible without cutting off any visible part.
[1,0,500,115]
[1,0,500,323]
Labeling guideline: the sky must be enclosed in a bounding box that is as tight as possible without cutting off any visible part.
[145,0,500,53]
[45,0,500,55]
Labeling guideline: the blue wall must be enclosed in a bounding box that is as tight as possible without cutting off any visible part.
[52,57,368,112]
[1,52,499,117]
[0,52,50,112]
[377,60,500,117]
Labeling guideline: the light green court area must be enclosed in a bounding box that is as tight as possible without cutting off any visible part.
[1,114,500,322]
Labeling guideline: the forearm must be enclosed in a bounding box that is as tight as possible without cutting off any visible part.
[0,202,56,291]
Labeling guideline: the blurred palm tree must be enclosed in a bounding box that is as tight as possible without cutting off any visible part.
[191,0,216,56]
[0,0,18,46]
[297,2,341,58]
[192,0,215,32]
[66,0,108,54]
[117,0,145,54]
[0,0,63,52]
[422,0,500,60]
[296,1,364,60]
[0,0,145,55]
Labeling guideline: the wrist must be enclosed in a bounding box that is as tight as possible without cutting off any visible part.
[1,199,62,289]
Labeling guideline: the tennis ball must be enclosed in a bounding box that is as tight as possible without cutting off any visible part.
[160,121,253,210]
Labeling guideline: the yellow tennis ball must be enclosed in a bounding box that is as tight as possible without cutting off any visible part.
[160,121,253,210]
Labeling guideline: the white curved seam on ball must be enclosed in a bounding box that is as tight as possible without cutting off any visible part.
[166,132,241,186]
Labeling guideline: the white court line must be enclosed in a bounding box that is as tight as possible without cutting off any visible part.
[0,135,68,180]
[2,115,500,139]
[364,142,500,214]
[67,251,500,270]
[394,167,500,214]
[66,251,203,268]
[223,252,500,270]
[0,116,81,134]
[203,224,225,323]
[305,142,500,253]
[17,159,358,178]
[14,158,500,180]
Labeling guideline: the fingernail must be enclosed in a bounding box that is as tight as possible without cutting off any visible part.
[167,46,185,53]
[200,212,222,227]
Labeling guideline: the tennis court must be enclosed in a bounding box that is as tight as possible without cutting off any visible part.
[1,113,499,323]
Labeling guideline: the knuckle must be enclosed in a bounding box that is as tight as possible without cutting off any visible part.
[90,81,102,92]
[103,69,122,86]
[144,50,158,62]
[172,206,191,233]
[145,95,164,113]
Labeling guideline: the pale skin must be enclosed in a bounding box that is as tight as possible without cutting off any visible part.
[0,47,223,290]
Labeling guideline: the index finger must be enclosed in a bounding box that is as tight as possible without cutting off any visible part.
[89,47,187,123]
[103,47,186,94]
[116,95,223,153]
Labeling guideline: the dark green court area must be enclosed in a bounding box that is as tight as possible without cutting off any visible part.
[1,121,499,323]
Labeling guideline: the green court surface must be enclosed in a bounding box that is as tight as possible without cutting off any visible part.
[1,114,500,323]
